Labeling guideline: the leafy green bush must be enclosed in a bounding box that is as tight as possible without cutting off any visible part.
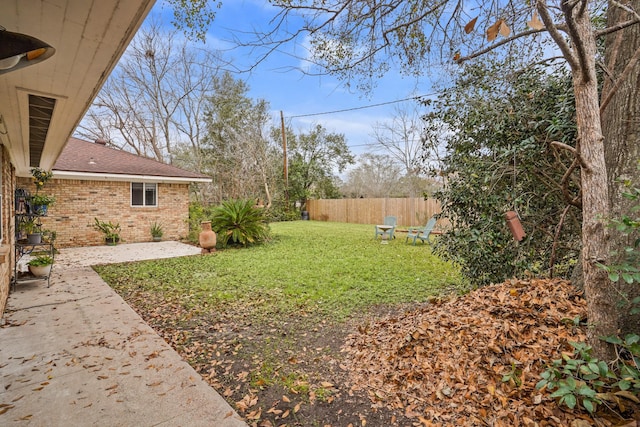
[599,181,640,315]
[537,339,640,414]
[429,63,582,286]
[264,204,300,222]
[211,199,270,247]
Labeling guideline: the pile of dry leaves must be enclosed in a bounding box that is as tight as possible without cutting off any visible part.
[341,278,595,426]
[122,276,640,426]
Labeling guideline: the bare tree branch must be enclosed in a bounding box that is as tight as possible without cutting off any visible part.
[595,17,640,37]
[457,28,547,62]
[600,45,640,114]
[537,0,580,71]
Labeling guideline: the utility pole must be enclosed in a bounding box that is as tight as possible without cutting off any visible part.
[280,111,289,210]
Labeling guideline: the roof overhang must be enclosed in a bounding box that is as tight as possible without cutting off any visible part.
[53,170,212,185]
[0,0,156,177]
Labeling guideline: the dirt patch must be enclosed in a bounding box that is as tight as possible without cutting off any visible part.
[112,279,638,426]
[120,290,414,426]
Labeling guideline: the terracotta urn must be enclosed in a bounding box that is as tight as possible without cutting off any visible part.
[199,221,216,253]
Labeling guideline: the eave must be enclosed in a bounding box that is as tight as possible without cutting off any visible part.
[52,170,212,185]
[0,0,156,176]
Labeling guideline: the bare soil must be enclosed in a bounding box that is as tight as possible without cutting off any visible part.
[115,279,639,427]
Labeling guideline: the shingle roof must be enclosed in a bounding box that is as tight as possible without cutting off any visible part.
[54,137,210,181]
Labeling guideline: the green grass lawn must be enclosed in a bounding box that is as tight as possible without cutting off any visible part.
[96,221,462,322]
[94,221,464,425]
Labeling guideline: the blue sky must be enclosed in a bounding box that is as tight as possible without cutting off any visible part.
[148,0,442,156]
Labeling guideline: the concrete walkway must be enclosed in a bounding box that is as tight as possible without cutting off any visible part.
[0,242,247,426]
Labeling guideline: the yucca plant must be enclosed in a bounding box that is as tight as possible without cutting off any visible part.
[211,199,270,247]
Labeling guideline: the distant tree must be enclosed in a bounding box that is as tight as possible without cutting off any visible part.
[341,153,439,198]
[200,72,279,205]
[272,124,354,211]
[341,153,404,198]
[370,106,430,197]
[78,21,221,163]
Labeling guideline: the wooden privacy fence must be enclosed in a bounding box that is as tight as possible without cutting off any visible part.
[306,198,443,227]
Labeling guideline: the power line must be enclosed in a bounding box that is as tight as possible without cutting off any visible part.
[287,92,438,119]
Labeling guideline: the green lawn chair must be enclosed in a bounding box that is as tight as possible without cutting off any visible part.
[406,217,437,245]
[374,216,397,240]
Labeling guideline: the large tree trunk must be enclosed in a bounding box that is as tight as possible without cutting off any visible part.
[602,0,640,337]
[569,2,617,359]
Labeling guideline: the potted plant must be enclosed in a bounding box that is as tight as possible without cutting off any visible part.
[31,167,53,190]
[20,217,42,244]
[150,221,163,242]
[41,229,57,244]
[93,217,121,245]
[28,254,53,277]
[30,194,56,215]
[30,167,55,215]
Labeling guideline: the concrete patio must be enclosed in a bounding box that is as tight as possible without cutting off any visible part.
[0,242,247,426]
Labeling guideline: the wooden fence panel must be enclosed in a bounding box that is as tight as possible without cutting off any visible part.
[306,198,443,227]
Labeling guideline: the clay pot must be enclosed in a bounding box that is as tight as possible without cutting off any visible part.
[199,221,216,252]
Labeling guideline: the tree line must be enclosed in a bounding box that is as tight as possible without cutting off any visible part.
[78,23,437,214]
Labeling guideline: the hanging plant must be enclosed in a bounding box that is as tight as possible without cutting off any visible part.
[30,167,53,194]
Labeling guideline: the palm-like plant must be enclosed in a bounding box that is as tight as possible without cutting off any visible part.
[211,199,270,247]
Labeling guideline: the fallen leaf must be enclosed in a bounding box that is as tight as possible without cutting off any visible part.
[615,390,640,403]
[341,279,587,425]
[0,405,14,415]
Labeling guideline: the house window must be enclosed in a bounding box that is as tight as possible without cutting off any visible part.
[131,182,157,207]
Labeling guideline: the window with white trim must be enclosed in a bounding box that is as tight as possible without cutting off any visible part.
[131,182,157,207]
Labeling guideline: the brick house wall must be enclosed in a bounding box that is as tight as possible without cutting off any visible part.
[16,178,192,248]
[1,146,16,316]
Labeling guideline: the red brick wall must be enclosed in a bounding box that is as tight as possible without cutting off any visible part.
[1,146,16,316]
[16,178,192,248]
